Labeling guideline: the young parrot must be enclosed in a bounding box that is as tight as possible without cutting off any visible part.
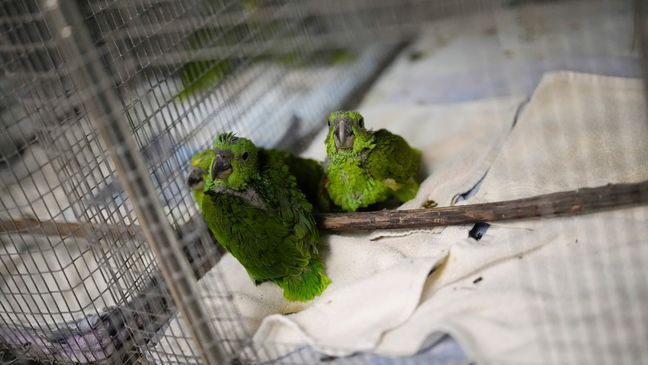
[200,133,331,302]
[324,111,422,212]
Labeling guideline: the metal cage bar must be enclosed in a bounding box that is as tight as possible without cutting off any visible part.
[40,1,226,364]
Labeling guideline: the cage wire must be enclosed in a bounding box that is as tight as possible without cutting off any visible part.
[0,0,647,364]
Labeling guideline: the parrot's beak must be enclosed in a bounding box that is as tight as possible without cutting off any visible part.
[186,167,204,188]
[334,119,355,150]
[212,151,233,180]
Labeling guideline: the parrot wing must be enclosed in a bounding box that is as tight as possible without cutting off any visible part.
[259,152,330,301]
[258,149,320,257]
[202,191,312,282]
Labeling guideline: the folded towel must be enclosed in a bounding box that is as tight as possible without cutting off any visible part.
[375,207,648,365]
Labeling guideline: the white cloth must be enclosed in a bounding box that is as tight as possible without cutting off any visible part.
[376,207,648,365]
[373,72,648,364]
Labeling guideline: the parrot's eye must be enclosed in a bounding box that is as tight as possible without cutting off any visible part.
[358,118,364,128]
[327,120,331,127]
[241,152,249,161]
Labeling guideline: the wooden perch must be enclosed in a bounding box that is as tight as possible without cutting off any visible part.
[0,217,144,240]
[317,181,648,231]
[0,181,647,239]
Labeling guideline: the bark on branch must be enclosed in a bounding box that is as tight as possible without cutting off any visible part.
[316,181,648,231]
[1,181,647,238]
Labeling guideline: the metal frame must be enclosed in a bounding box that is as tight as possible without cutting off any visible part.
[41,1,226,364]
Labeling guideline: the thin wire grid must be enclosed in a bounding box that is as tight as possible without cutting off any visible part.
[1,0,646,364]
[0,0,410,362]
[88,0,362,358]
[1,1,147,362]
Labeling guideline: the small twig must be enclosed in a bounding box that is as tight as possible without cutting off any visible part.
[1,181,647,238]
[316,181,648,232]
[0,217,143,240]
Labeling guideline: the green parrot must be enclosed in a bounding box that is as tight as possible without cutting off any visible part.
[200,132,331,301]
[324,111,422,212]
[188,146,333,213]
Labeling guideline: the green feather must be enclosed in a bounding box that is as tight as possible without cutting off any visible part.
[276,260,331,302]
[266,148,336,213]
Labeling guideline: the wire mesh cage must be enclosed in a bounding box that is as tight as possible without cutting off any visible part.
[1,0,647,364]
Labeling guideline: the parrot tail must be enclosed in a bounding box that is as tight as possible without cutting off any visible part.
[276,259,331,302]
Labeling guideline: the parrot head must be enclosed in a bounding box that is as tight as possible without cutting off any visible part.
[326,111,370,153]
[186,149,215,192]
[206,132,258,191]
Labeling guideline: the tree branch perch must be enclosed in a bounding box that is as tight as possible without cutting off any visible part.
[316,181,648,231]
[0,181,647,239]
[0,217,144,240]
